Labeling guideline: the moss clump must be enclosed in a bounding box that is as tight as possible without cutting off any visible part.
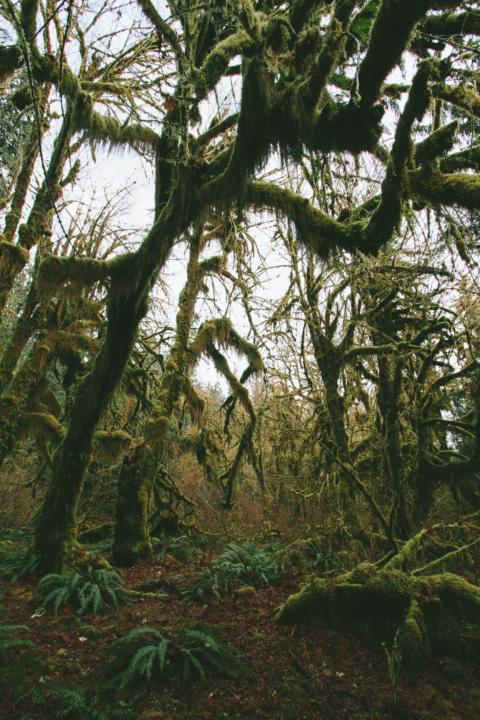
[16,412,64,445]
[94,430,131,464]
[0,240,29,289]
[36,254,110,297]
[0,45,22,89]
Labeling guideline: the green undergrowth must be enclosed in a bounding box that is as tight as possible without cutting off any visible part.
[109,623,243,692]
[37,565,129,615]
[181,541,280,600]
[0,528,40,581]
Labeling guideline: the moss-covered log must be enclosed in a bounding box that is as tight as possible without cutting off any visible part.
[277,563,480,676]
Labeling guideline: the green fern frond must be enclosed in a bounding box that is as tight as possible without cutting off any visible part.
[37,566,128,615]
[0,624,34,652]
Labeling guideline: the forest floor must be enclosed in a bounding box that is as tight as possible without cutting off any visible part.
[1,545,480,720]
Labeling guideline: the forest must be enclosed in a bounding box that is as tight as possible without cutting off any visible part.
[0,0,480,718]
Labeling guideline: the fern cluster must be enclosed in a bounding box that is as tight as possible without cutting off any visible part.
[110,624,242,690]
[37,565,128,615]
[182,541,279,600]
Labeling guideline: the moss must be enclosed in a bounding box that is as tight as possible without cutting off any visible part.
[410,169,480,211]
[36,255,110,297]
[112,445,154,566]
[415,121,458,166]
[94,430,131,464]
[0,45,23,88]
[20,0,38,39]
[0,241,29,290]
[277,565,480,675]
[433,83,480,119]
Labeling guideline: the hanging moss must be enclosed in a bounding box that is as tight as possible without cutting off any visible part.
[16,412,64,445]
[94,430,132,464]
[245,181,372,258]
[312,101,384,154]
[0,240,29,290]
[0,45,23,89]
[36,255,110,297]
[10,84,35,111]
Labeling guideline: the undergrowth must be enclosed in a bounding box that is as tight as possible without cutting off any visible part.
[109,623,243,691]
[182,541,279,600]
[37,565,128,615]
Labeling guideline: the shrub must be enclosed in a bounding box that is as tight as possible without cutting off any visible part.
[37,565,128,615]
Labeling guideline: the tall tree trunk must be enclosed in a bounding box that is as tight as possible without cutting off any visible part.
[113,234,204,565]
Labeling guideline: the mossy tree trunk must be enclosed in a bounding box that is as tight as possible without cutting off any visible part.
[113,231,206,565]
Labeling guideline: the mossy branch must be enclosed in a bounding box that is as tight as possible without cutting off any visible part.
[365,60,435,248]
[409,169,480,210]
[433,83,480,119]
[36,255,111,296]
[194,31,253,99]
[421,10,480,38]
[246,181,369,257]
[358,0,458,106]
[413,537,480,576]
[415,121,458,166]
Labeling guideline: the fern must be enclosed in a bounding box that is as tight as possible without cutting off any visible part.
[37,565,128,615]
[182,541,279,600]
[0,543,40,581]
[109,624,242,689]
[0,623,34,651]
[109,626,171,690]
[178,625,243,682]
[180,570,222,601]
[43,681,134,719]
